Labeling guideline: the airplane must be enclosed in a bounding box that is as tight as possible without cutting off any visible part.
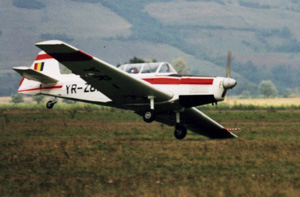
[13,40,237,140]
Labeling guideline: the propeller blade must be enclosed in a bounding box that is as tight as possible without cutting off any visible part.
[226,50,232,78]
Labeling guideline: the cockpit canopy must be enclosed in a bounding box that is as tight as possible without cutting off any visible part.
[119,62,177,74]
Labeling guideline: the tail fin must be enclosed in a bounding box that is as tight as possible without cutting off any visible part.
[13,51,61,95]
[31,51,61,78]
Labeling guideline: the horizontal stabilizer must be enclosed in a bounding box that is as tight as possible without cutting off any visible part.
[13,67,58,84]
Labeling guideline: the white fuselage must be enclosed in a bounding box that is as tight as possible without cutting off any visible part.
[19,73,227,106]
[18,61,236,110]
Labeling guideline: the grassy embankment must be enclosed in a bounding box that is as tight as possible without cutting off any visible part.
[0,102,299,196]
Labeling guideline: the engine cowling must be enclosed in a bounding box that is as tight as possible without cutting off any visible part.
[223,78,237,89]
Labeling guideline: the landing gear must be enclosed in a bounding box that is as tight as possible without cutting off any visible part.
[174,111,187,140]
[143,96,156,123]
[174,123,187,140]
[46,98,57,109]
[143,109,156,123]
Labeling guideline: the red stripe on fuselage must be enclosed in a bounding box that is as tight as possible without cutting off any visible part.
[18,85,63,93]
[181,78,214,84]
[143,78,180,85]
[142,77,214,85]
[35,54,53,61]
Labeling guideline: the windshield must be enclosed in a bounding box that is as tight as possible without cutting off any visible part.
[159,63,176,73]
[141,63,160,73]
[119,62,176,74]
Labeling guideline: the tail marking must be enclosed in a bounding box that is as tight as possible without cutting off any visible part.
[35,53,53,61]
[34,62,44,71]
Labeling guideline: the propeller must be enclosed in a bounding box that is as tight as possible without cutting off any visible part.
[222,50,236,97]
[226,50,232,78]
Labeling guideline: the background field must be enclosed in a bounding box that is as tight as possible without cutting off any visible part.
[225,97,300,107]
[0,106,299,196]
[2,96,300,106]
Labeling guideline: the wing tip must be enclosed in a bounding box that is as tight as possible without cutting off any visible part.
[208,128,238,139]
[224,128,239,138]
[35,40,64,46]
[35,40,78,53]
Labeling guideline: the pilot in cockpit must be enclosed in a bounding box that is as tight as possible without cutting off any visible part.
[130,67,139,73]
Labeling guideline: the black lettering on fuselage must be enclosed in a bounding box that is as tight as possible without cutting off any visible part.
[90,86,96,92]
[67,83,96,94]
[71,84,77,94]
[66,85,71,94]
[84,83,96,93]
[84,83,89,93]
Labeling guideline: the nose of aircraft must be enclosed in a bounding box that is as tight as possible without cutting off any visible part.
[223,78,237,89]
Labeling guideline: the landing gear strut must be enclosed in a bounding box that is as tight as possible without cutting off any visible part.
[174,111,187,140]
[143,96,156,123]
[46,98,57,109]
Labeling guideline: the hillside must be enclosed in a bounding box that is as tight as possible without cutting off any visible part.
[1,0,300,96]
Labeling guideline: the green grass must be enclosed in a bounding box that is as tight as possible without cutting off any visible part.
[0,107,300,196]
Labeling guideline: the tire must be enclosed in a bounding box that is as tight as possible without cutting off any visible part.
[174,124,187,140]
[143,110,155,123]
[46,101,54,109]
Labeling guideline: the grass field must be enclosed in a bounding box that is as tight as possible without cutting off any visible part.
[0,107,300,196]
[2,96,300,107]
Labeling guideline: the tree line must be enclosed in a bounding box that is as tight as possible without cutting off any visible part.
[6,57,284,104]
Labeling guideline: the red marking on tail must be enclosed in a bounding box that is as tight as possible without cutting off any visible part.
[19,77,25,87]
[35,54,53,61]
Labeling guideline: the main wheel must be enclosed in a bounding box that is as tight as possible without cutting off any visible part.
[174,124,187,140]
[143,110,156,123]
[46,101,55,109]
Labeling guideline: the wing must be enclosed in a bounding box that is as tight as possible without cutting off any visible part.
[35,40,173,104]
[153,107,237,139]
